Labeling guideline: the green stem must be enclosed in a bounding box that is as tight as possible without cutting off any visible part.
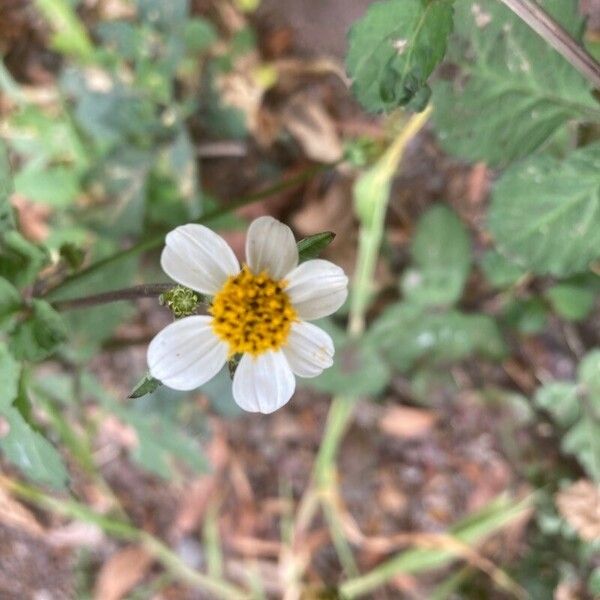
[43,164,326,299]
[3,477,249,600]
[50,283,175,311]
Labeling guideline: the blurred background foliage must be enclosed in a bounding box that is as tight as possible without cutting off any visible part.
[0,0,599,597]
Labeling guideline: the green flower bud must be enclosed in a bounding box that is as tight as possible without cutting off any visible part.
[160,286,200,318]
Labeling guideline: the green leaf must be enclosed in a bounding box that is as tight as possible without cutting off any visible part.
[306,320,390,397]
[83,374,208,479]
[14,166,80,207]
[35,0,95,62]
[0,231,48,287]
[534,382,580,427]
[546,283,596,321]
[0,343,20,410]
[503,297,547,334]
[578,350,600,398]
[346,0,453,112]
[182,18,217,53]
[480,250,526,288]
[0,276,21,324]
[129,373,162,399]
[297,232,336,262]
[489,143,600,276]
[0,406,69,488]
[10,300,68,362]
[433,0,600,166]
[0,141,15,233]
[371,304,506,371]
[401,205,471,307]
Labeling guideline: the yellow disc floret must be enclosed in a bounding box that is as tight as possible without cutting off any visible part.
[210,266,298,356]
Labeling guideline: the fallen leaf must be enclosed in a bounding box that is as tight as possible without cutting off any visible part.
[556,479,600,542]
[379,405,437,439]
[282,93,343,163]
[93,545,153,600]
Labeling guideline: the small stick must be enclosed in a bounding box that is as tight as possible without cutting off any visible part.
[51,284,174,311]
[499,0,600,89]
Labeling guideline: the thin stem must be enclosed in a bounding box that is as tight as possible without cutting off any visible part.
[499,0,600,88]
[43,164,326,299]
[51,284,175,311]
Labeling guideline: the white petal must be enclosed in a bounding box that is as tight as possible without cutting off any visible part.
[283,321,334,378]
[148,316,228,391]
[232,350,295,414]
[286,259,348,320]
[161,224,240,295]
[245,216,298,279]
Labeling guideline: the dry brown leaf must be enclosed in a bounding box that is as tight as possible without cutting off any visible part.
[379,405,438,439]
[93,545,153,600]
[282,93,343,163]
[0,487,44,537]
[556,479,600,542]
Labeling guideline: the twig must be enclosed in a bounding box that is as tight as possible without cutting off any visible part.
[499,0,600,88]
[51,284,174,311]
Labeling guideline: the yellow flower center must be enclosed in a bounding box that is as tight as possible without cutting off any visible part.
[210,266,298,356]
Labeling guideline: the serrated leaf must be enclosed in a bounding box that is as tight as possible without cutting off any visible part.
[0,406,69,488]
[0,343,20,410]
[129,373,162,399]
[433,0,600,166]
[371,304,505,371]
[10,300,68,362]
[0,230,48,287]
[401,205,471,307]
[347,0,453,112]
[488,143,600,276]
[297,231,335,262]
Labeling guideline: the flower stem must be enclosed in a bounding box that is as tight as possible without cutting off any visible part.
[50,284,175,311]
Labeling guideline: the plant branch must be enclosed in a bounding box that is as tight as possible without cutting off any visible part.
[498,0,600,89]
[43,164,327,299]
[51,284,175,311]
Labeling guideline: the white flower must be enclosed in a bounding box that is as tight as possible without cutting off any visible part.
[147,216,348,414]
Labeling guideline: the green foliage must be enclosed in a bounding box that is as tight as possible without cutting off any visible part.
[297,232,336,262]
[0,141,15,232]
[308,321,391,397]
[0,343,20,409]
[346,0,453,112]
[534,351,600,479]
[35,0,95,62]
[129,373,162,399]
[546,283,596,322]
[1,406,69,488]
[0,277,21,327]
[0,349,68,488]
[480,250,526,288]
[433,0,600,166]
[10,300,68,362]
[488,143,600,276]
[401,205,471,307]
[0,231,48,288]
[85,375,208,479]
[371,304,505,372]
